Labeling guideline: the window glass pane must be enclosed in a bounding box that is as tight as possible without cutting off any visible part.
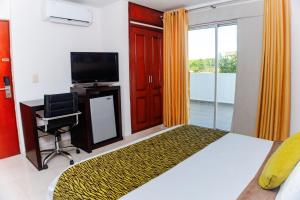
[189,28,216,128]
[216,24,237,131]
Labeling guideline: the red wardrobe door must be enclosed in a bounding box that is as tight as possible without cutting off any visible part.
[148,30,163,126]
[130,26,151,132]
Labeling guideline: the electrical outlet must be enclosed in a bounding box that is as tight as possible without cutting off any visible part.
[32,74,39,83]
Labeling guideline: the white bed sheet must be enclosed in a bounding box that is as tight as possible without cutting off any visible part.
[48,130,273,200]
[120,133,273,200]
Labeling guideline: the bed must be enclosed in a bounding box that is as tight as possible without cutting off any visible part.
[48,125,280,200]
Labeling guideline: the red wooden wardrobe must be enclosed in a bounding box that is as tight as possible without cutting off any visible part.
[129,3,163,133]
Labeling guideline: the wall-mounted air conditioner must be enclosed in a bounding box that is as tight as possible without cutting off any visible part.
[45,0,93,27]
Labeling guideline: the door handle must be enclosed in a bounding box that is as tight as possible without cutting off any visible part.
[1,77,12,98]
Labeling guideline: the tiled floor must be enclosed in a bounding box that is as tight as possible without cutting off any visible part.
[0,125,166,200]
[189,100,234,131]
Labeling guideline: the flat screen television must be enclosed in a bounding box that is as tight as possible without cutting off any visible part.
[71,52,119,84]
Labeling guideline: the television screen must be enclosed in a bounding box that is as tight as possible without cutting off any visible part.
[71,52,119,83]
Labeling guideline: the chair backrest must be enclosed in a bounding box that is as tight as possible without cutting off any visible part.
[44,92,78,118]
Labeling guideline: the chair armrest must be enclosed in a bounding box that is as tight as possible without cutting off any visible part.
[41,112,82,121]
[39,112,82,132]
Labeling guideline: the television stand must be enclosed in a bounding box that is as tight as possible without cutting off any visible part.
[70,86,123,153]
[73,82,117,88]
[91,82,99,87]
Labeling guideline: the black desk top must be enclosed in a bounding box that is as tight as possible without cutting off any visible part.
[20,99,44,108]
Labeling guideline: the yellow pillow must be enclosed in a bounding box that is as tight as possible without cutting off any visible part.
[259,132,300,189]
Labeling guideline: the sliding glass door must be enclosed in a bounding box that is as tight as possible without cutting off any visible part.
[189,22,237,131]
[189,27,216,129]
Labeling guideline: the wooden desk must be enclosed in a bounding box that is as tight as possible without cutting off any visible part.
[20,87,123,170]
[20,99,44,170]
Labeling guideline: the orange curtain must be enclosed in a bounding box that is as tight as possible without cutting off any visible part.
[256,0,291,141]
[163,8,189,127]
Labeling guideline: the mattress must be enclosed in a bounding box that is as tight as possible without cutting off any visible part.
[48,127,273,200]
[120,133,273,200]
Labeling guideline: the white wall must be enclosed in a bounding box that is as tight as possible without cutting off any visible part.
[232,16,263,136]
[10,0,103,153]
[99,0,132,137]
[291,0,300,135]
[0,0,10,19]
[189,0,263,26]
[190,73,236,104]
[9,0,132,154]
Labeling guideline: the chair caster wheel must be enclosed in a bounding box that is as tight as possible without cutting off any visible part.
[76,149,80,154]
[43,164,48,169]
[70,160,74,165]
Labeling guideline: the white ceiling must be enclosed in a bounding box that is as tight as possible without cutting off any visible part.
[69,0,119,7]
[69,0,213,11]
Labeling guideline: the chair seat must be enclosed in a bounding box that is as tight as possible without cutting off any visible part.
[37,117,75,134]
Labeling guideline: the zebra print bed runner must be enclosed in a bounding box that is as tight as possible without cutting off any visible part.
[53,125,226,200]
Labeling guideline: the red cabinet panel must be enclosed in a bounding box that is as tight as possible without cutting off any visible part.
[129,3,163,133]
[130,26,163,133]
[149,30,163,126]
[130,27,151,132]
[129,2,163,27]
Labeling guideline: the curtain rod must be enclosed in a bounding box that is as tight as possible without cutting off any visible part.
[186,0,259,12]
[130,21,163,30]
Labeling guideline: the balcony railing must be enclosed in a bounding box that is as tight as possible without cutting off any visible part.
[190,72,236,104]
[189,72,236,131]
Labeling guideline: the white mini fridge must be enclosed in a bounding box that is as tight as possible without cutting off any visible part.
[89,95,117,144]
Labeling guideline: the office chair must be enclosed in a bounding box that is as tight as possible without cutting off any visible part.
[37,92,81,169]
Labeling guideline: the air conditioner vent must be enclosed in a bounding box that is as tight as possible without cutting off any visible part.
[45,0,93,27]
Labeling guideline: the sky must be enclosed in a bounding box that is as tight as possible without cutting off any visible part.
[188,25,237,60]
